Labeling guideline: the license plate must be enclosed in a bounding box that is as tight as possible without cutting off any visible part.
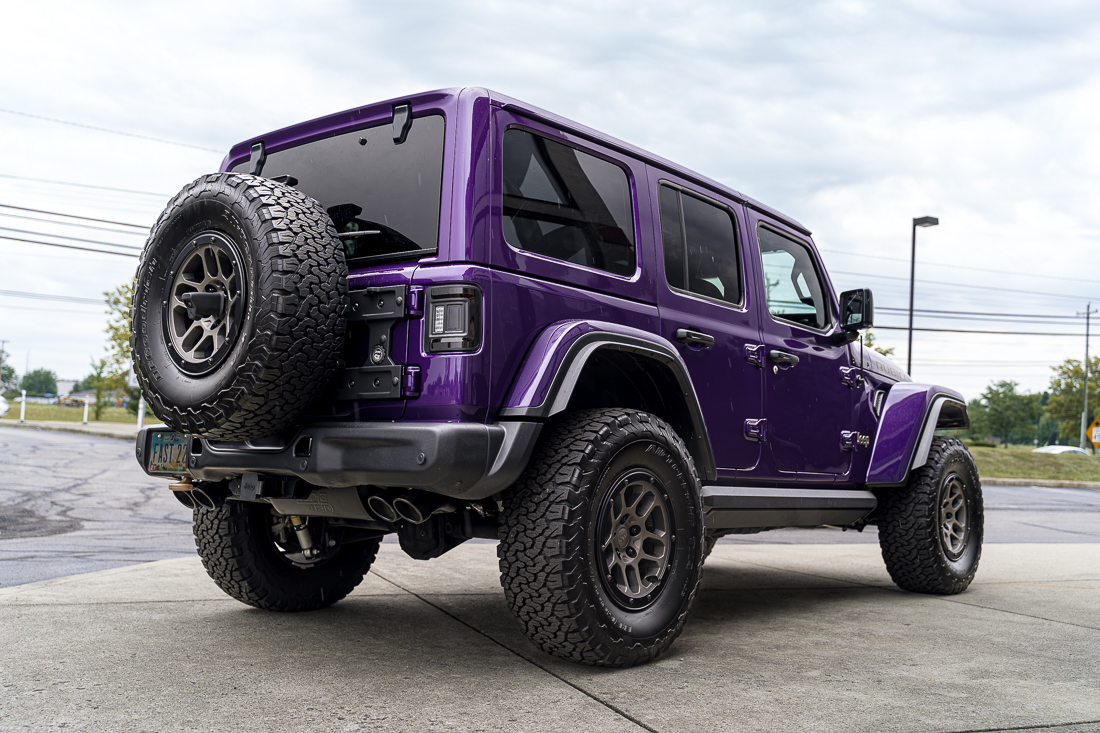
[148,432,189,474]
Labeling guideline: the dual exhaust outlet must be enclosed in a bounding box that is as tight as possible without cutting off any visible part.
[170,479,454,525]
[366,489,456,525]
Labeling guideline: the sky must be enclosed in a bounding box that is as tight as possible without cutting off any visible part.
[2,0,1100,401]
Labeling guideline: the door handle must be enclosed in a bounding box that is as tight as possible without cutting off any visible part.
[768,350,800,366]
[675,329,715,347]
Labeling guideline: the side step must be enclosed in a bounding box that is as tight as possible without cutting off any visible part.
[700,486,876,530]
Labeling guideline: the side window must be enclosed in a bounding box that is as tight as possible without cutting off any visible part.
[758,226,828,330]
[502,129,636,276]
[658,184,741,306]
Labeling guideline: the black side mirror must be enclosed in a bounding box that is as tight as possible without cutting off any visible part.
[840,288,874,331]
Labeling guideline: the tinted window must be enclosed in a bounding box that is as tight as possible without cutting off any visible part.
[758,226,828,329]
[658,185,741,305]
[502,129,635,276]
[233,115,445,263]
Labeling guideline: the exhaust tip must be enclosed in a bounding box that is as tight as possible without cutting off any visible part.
[367,494,399,523]
[393,495,427,524]
[173,490,197,510]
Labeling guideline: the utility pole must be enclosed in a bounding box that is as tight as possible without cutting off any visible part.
[1079,303,1098,452]
[908,216,939,376]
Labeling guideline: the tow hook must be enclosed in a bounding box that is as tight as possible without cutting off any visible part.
[289,515,320,559]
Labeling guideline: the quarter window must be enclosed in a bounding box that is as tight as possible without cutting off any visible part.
[758,226,828,329]
[502,129,636,276]
[658,184,741,306]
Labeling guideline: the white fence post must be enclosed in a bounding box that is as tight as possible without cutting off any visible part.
[82,399,89,424]
[136,396,146,430]
[19,390,26,422]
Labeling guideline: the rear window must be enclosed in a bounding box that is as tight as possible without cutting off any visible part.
[233,114,445,263]
[658,184,742,306]
[502,128,636,276]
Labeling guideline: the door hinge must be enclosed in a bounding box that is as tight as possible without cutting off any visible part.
[744,418,767,442]
[406,286,424,317]
[402,366,421,398]
[744,344,766,368]
[841,430,870,451]
[840,366,864,388]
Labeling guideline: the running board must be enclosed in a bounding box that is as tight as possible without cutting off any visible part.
[700,486,876,530]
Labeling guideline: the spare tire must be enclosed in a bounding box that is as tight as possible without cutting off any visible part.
[131,172,348,440]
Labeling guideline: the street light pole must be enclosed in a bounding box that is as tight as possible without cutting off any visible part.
[907,216,939,376]
[1079,303,1098,451]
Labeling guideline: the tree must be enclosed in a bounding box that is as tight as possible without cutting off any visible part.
[21,368,58,396]
[862,330,895,357]
[980,380,1040,448]
[1045,357,1100,440]
[1,348,17,397]
[87,358,111,421]
[103,282,133,388]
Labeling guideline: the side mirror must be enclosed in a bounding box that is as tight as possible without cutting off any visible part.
[840,288,874,331]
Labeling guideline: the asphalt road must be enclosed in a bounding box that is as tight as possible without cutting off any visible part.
[2,425,1099,588]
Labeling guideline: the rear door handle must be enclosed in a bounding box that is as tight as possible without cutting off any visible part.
[769,350,800,366]
[675,329,715,348]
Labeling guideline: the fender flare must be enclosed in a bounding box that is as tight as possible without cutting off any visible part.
[499,320,717,482]
[866,383,969,486]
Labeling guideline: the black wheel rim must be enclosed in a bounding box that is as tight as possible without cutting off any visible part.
[595,467,674,611]
[939,472,970,560]
[161,231,247,376]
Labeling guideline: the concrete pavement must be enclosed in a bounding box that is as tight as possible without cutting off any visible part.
[1,542,1098,733]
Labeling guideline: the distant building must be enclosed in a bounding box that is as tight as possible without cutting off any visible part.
[56,379,77,396]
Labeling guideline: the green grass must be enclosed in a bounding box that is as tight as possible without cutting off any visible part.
[2,402,139,424]
[969,444,1100,482]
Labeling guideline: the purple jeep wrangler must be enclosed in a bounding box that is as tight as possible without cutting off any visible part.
[132,88,980,667]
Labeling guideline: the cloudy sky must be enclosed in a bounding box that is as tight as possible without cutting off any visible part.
[2,0,1099,400]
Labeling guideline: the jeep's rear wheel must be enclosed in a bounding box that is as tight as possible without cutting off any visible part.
[498,408,704,667]
[194,500,381,612]
[877,437,983,594]
[131,172,348,440]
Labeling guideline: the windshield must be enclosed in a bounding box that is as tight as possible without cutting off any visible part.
[233,114,445,263]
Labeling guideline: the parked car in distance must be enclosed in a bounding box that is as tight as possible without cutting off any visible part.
[1033,445,1091,455]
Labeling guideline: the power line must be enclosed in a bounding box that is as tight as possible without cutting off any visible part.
[0,225,142,250]
[0,107,224,153]
[875,325,1081,337]
[0,173,169,198]
[878,306,1081,320]
[834,269,1100,302]
[820,247,1100,286]
[0,203,148,229]
[0,289,106,305]
[0,211,147,236]
[0,234,139,258]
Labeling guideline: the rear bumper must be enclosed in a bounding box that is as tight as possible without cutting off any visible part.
[135,421,541,501]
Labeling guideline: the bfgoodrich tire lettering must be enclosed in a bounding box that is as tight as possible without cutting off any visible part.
[498,408,704,667]
[131,172,348,440]
[877,436,983,594]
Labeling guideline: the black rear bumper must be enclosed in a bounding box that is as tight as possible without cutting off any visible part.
[136,421,541,501]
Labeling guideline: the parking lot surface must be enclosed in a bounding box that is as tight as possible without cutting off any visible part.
[2,426,1099,732]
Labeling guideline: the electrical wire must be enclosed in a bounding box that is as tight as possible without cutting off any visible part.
[877,306,1081,320]
[820,247,1100,286]
[833,269,1100,302]
[0,234,138,258]
[0,289,106,305]
[0,203,149,229]
[0,173,169,198]
[874,325,1081,337]
[0,211,147,236]
[0,107,224,153]
[0,226,142,250]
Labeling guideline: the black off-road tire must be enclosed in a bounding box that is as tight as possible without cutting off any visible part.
[877,437,983,594]
[498,408,704,667]
[131,172,348,440]
[194,500,380,612]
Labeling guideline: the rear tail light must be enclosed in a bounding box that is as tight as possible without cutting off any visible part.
[426,285,481,353]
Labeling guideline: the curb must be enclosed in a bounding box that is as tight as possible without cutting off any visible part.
[981,476,1100,490]
[0,418,138,441]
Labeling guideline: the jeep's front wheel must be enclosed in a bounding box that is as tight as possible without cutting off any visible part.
[498,409,704,667]
[194,500,381,611]
[876,437,983,594]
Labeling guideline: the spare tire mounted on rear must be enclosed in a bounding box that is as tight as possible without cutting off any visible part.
[132,173,348,440]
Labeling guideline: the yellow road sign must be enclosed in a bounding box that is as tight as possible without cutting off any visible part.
[1090,419,1100,448]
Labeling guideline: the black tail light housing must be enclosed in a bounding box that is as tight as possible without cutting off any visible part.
[425,285,481,353]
